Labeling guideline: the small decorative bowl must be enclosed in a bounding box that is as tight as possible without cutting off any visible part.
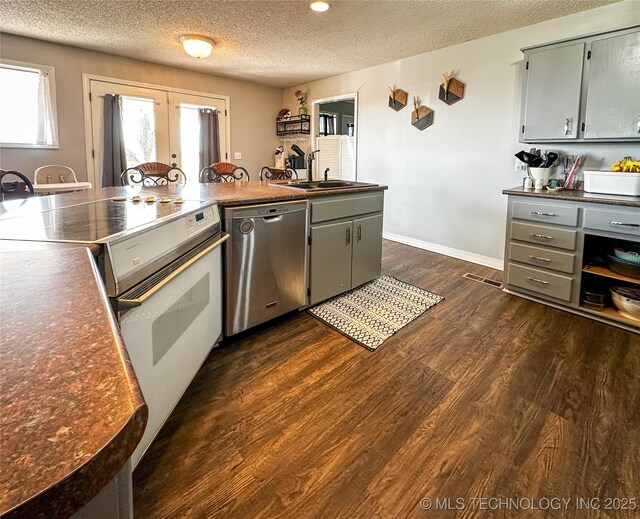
[614,247,640,265]
[610,287,640,321]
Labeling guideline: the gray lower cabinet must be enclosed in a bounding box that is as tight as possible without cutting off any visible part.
[310,220,354,304]
[352,213,384,288]
[309,192,384,305]
[504,195,639,334]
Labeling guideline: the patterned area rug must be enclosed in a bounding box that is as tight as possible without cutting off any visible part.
[308,275,444,351]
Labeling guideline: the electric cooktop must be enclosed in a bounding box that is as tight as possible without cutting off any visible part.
[0,196,216,244]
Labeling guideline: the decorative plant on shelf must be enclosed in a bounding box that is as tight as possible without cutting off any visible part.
[295,90,308,115]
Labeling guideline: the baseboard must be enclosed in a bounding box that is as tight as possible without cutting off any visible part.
[383,232,504,271]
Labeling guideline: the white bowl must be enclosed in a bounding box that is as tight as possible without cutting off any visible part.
[529,167,553,186]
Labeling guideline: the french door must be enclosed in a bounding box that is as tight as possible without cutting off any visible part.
[167,92,227,183]
[87,78,228,186]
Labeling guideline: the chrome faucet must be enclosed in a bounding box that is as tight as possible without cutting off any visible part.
[306,149,320,182]
[324,168,330,182]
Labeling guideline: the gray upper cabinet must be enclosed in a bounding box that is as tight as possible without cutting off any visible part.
[583,31,640,139]
[521,43,584,141]
[520,26,640,143]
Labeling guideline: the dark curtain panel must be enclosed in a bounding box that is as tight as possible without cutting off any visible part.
[199,109,220,172]
[102,94,127,187]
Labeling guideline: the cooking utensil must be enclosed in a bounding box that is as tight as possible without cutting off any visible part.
[542,152,558,168]
[515,151,539,166]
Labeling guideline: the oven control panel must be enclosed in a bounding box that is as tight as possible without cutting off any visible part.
[106,202,221,295]
[187,206,218,236]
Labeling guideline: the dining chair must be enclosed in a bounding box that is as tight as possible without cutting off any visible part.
[0,170,35,200]
[121,162,186,186]
[259,167,298,181]
[200,162,250,183]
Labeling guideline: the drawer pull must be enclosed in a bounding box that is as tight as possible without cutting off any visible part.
[529,255,551,263]
[530,211,558,217]
[527,276,549,285]
[610,221,640,228]
[529,232,553,240]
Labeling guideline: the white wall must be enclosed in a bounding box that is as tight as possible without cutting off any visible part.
[0,34,282,182]
[283,1,640,269]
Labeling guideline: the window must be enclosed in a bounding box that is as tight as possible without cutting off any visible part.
[0,60,58,148]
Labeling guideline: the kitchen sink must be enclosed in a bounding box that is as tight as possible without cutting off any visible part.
[271,180,378,190]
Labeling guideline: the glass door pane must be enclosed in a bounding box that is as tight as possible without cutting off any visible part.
[121,96,158,168]
[168,92,228,183]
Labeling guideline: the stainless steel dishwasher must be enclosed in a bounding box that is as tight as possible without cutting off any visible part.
[224,200,308,336]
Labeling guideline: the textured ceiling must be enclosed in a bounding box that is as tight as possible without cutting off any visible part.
[0,0,619,88]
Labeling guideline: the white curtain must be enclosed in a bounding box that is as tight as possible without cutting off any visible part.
[36,70,57,146]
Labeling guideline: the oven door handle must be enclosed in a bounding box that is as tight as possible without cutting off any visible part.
[116,232,229,310]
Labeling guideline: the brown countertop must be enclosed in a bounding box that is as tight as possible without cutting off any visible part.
[0,244,147,518]
[503,186,640,208]
[141,180,387,207]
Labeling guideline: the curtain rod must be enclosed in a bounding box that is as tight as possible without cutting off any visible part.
[98,94,160,106]
[175,105,217,112]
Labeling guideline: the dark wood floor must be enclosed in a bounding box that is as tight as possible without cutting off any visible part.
[133,241,639,518]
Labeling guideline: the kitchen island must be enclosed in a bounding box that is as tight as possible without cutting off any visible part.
[0,181,386,518]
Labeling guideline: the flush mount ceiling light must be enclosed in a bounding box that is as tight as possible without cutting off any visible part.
[309,1,330,12]
[180,35,214,59]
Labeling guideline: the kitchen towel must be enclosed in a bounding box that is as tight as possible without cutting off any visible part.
[308,275,444,351]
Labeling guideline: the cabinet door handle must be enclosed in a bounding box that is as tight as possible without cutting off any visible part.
[527,276,549,285]
[357,224,362,242]
[346,227,351,245]
[529,255,551,263]
[637,114,640,134]
[531,211,558,217]
[564,117,572,136]
[610,221,640,228]
[529,232,553,240]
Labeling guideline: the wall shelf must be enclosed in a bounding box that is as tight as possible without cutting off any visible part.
[277,114,310,136]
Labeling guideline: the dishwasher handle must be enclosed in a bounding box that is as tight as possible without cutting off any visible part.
[262,214,284,223]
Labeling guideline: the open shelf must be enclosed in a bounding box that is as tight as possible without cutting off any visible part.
[580,304,640,328]
[276,114,310,136]
[582,264,640,285]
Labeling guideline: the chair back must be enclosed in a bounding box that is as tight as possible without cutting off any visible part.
[260,167,298,181]
[34,165,78,185]
[121,162,186,186]
[0,170,35,200]
[200,162,250,183]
